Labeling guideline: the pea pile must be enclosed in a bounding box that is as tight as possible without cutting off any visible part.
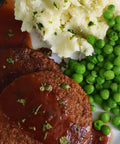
[64,5,120,134]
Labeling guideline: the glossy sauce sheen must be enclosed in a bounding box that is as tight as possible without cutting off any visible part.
[0,75,83,143]
[0,0,32,49]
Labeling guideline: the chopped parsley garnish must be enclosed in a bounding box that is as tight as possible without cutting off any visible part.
[54,32,57,35]
[68,29,76,35]
[37,23,44,30]
[43,122,52,131]
[34,104,42,115]
[22,118,26,123]
[53,2,59,9]
[88,21,95,27]
[58,101,65,105]
[8,29,14,37]
[40,83,52,91]
[41,10,45,13]
[64,0,68,2]
[58,83,71,89]
[44,132,48,140]
[29,126,36,131]
[60,26,65,32]
[43,30,45,35]
[60,136,69,144]
[49,21,52,24]
[6,58,14,64]
[77,124,80,131]
[18,121,21,128]
[17,99,26,106]
[3,65,6,69]
[33,11,37,16]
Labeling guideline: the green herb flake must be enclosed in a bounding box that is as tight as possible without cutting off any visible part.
[58,101,65,105]
[64,0,68,3]
[99,136,103,141]
[44,132,48,140]
[54,32,57,35]
[17,99,26,106]
[18,121,21,128]
[6,58,14,64]
[29,126,36,131]
[48,21,52,24]
[60,26,65,32]
[60,136,69,144]
[22,119,26,123]
[40,83,52,91]
[37,23,44,30]
[59,84,71,89]
[53,2,59,9]
[8,29,14,37]
[3,65,6,69]
[68,29,76,35]
[88,21,95,27]
[43,122,52,131]
[41,10,45,13]
[77,124,80,131]
[34,104,42,115]
[33,11,37,16]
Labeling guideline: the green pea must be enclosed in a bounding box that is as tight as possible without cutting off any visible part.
[102,102,111,111]
[97,62,104,68]
[87,35,96,45]
[91,71,97,77]
[113,66,120,75]
[115,75,120,83]
[86,75,95,84]
[95,83,103,90]
[110,83,118,92]
[89,96,94,104]
[94,94,103,105]
[64,69,72,77]
[94,120,103,130]
[107,19,115,27]
[111,107,120,115]
[104,70,115,80]
[115,15,120,24]
[99,69,105,78]
[88,55,98,64]
[113,24,120,32]
[96,76,105,85]
[100,112,110,123]
[101,125,110,135]
[113,93,120,102]
[100,89,110,100]
[107,98,117,108]
[87,63,95,70]
[94,47,102,54]
[72,73,83,83]
[73,64,86,74]
[84,84,95,94]
[107,30,118,41]
[118,85,120,93]
[112,116,120,126]
[91,105,96,112]
[108,4,115,12]
[68,59,77,68]
[97,55,104,62]
[104,61,113,70]
[95,39,105,49]
[114,56,120,66]
[107,53,115,61]
[103,81,112,89]
[108,40,115,46]
[103,44,113,54]
[114,45,120,56]
[103,10,114,19]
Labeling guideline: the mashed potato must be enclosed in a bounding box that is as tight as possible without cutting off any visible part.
[15,0,120,59]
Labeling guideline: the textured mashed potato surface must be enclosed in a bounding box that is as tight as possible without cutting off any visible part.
[15,0,120,59]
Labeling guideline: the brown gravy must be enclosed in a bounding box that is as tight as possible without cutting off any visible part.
[0,0,32,49]
[0,0,112,144]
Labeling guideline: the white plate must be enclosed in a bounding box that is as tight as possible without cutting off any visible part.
[30,30,119,144]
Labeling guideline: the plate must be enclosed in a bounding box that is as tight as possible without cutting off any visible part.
[30,30,120,144]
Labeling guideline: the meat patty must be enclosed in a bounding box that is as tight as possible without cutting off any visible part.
[0,71,92,144]
[0,47,61,93]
